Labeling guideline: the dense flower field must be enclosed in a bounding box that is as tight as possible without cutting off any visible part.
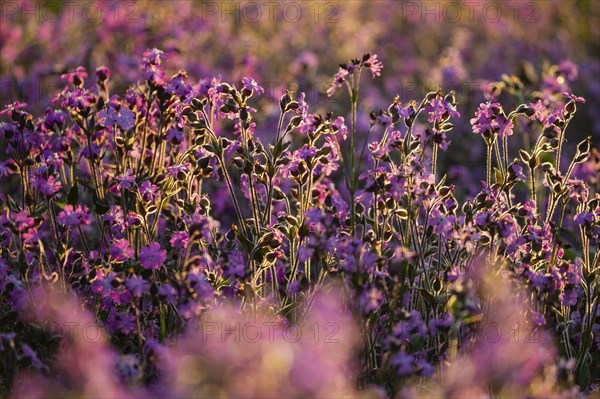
[1,1,599,398]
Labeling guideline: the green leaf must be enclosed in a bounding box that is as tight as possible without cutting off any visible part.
[235,228,255,253]
[410,334,426,351]
[95,201,109,215]
[577,360,591,388]
[67,182,79,206]
[273,140,283,159]
[494,167,504,184]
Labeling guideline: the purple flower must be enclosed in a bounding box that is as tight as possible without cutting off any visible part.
[392,351,415,376]
[114,169,136,191]
[58,87,96,113]
[425,97,458,123]
[331,193,348,220]
[557,60,578,81]
[492,114,514,138]
[139,180,160,202]
[167,163,191,180]
[416,359,433,377]
[332,116,348,141]
[166,127,185,144]
[241,77,264,95]
[56,205,92,227]
[510,163,527,181]
[21,344,44,369]
[98,106,136,131]
[140,48,167,86]
[574,211,593,225]
[359,286,384,313]
[109,238,134,262]
[126,275,149,297]
[140,242,167,270]
[395,102,414,119]
[158,283,178,303]
[531,311,546,326]
[30,173,61,197]
[471,101,503,135]
[170,231,189,250]
[297,145,317,160]
[559,288,578,307]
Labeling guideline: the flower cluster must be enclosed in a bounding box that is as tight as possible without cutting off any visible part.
[0,51,598,398]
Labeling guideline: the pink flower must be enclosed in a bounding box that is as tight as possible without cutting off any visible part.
[327,67,349,97]
[362,53,383,78]
[61,66,88,86]
[139,242,167,270]
[0,101,27,118]
[12,210,35,232]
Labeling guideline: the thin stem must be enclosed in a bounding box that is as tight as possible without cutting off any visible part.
[486,143,493,185]
[432,143,439,181]
[137,92,154,174]
[219,155,247,234]
[529,165,537,204]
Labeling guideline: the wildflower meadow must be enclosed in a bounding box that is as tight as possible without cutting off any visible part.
[0,1,599,398]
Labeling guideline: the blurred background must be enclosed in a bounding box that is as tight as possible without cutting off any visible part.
[1,0,599,189]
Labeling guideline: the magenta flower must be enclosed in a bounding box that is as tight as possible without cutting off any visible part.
[563,92,586,104]
[140,242,167,270]
[0,101,27,118]
[142,48,164,65]
[58,87,96,113]
[327,67,349,97]
[30,174,61,197]
[60,66,88,86]
[12,210,35,232]
[471,101,502,134]
[95,66,110,83]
